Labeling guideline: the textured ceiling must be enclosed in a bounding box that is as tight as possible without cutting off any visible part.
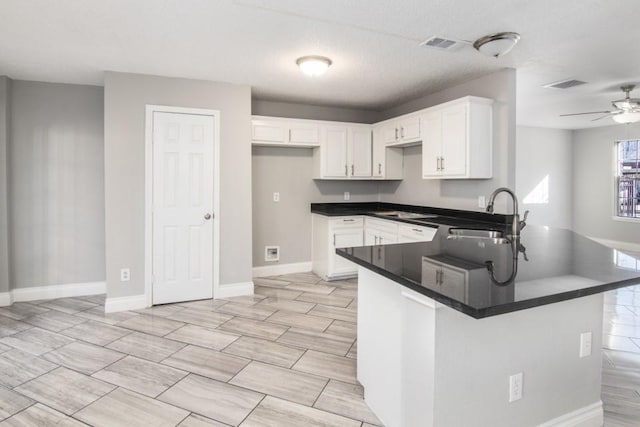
[1,0,639,128]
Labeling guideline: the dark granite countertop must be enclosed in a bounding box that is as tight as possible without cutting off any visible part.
[337,224,640,319]
[310,202,511,229]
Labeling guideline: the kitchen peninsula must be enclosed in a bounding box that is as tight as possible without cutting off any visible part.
[313,202,640,427]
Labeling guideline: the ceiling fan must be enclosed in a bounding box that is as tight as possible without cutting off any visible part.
[560,85,640,124]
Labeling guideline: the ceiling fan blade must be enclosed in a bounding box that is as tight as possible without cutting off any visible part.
[591,113,616,122]
[559,111,612,117]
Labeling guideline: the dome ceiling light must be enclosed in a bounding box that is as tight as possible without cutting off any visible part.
[473,32,521,58]
[296,56,332,77]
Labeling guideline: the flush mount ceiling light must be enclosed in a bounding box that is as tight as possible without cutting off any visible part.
[473,32,520,58]
[296,55,332,77]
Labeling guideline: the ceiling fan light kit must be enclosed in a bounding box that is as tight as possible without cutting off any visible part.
[560,85,640,124]
[473,32,521,57]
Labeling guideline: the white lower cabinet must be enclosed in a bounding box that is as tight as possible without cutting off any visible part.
[312,215,364,280]
[364,217,399,245]
[313,215,438,281]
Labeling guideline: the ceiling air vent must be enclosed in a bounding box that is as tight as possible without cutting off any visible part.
[543,79,587,89]
[420,36,466,51]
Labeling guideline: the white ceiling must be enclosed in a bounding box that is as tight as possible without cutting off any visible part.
[1,0,639,129]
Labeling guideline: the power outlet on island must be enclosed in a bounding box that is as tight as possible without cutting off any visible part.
[344,191,350,201]
[580,332,592,358]
[509,372,523,402]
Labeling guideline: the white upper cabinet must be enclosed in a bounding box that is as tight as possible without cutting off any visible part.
[252,117,319,147]
[421,97,493,179]
[378,115,421,147]
[372,127,403,180]
[315,125,372,179]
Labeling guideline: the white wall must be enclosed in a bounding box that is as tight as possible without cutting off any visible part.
[9,80,105,289]
[573,122,640,244]
[252,99,380,124]
[516,126,573,229]
[104,72,252,299]
[252,146,380,267]
[378,69,517,212]
[0,77,10,294]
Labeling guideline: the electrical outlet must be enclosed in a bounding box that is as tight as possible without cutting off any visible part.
[120,268,131,282]
[273,192,280,202]
[580,332,592,358]
[478,195,486,208]
[509,373,523,402]
[344,191,350,201]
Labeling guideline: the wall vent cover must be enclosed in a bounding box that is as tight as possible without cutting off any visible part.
[543,79,587,89]
[420,36,466,51]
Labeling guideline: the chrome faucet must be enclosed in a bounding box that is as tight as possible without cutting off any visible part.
[486,187,529,237]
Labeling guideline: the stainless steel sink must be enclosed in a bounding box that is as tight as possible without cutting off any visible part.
[374,211,437,220]
[447,228,510,244]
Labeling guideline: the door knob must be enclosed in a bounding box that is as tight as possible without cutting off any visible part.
[204,213,212,220]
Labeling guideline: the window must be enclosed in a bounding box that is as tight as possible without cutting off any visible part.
[616,139,640,218]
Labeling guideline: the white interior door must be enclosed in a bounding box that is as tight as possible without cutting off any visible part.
[152,111,215,304]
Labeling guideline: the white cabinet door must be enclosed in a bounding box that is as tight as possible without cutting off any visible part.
[399,116,420,141]
[378,229,398,245]
[252,121,286,143]
[381,122,399,144]
[365,229,378,246]
[290,124,319,144]
[421,112,442,178]
[441,104,467,177]
[331,226,364,276]
[372,128,385,178]
[349,128,372,177]
[324,127,349,178]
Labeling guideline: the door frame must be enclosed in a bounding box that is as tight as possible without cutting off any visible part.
[144,105,221,307]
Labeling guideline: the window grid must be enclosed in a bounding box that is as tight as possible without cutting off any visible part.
[616,139,640,218]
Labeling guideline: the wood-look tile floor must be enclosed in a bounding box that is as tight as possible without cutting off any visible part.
[0,272,639,426]
[0,273,376,427]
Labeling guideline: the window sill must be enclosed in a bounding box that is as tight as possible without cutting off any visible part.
[612,216,640,223]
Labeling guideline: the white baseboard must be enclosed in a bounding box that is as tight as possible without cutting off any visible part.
[104,294,147,313]
[217,281,254,298]
[0,291,13,306]
[538,401,603,427]
[252,261,312,278]
[0,281,106,306]
[588,237,640,253]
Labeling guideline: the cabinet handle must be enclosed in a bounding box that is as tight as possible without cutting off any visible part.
[400,127,404,138]
[412,228,423,233]
[344,164,348,176]
[288,129,291,142]
[375,236,378,245]
[333,233,336,246]
[380,236,383,244]
[441,157,445,170]
[378,163,382,174]
[436,157,441,171]
[343,219,355,222]
[351,164,354,176]
[394,128,398,140]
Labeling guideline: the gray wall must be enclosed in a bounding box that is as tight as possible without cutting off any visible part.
[573,122,640,244]
[9,80,105,289]
[104,72,252,299]
[0,77,10,293]
[252,147,380,267]
[378,69,517,212]
[516,126,573,229]
[252,99,379,124]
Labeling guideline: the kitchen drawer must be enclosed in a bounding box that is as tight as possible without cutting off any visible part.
[398,224,437,242]
[329,216,364,228]
[365,217,399,235]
